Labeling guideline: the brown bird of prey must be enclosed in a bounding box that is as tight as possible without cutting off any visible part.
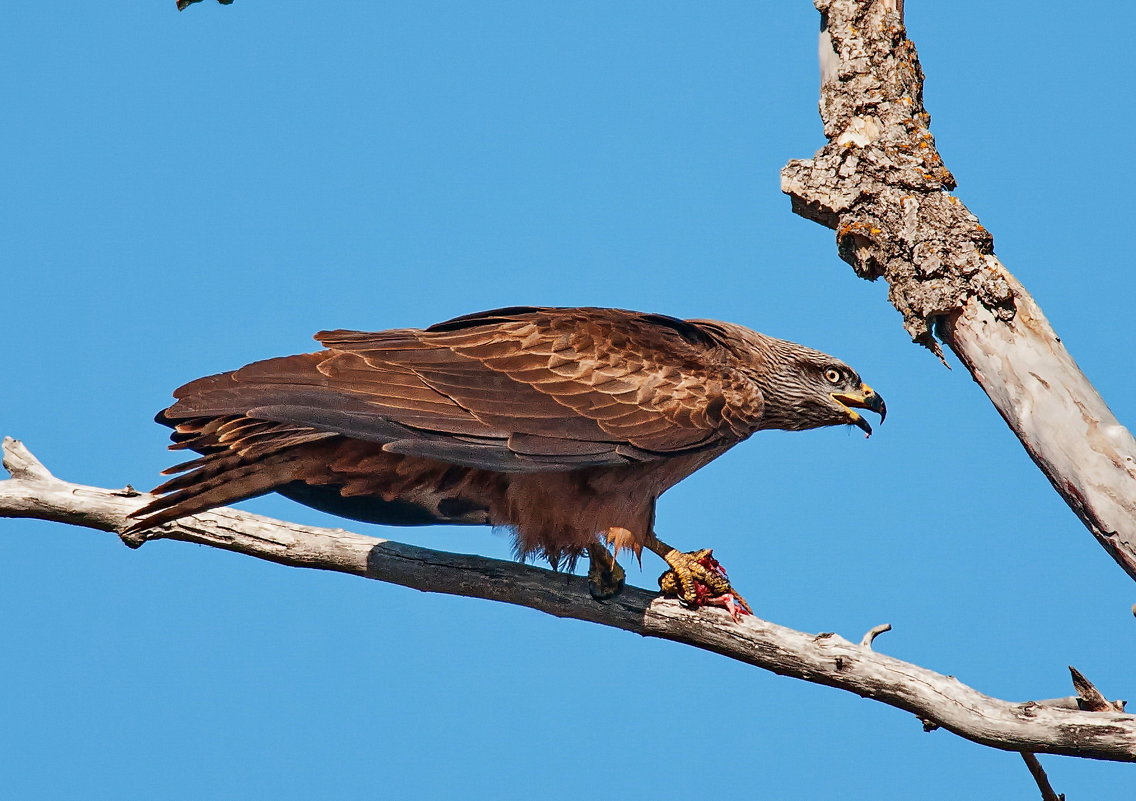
[127,306,884,614]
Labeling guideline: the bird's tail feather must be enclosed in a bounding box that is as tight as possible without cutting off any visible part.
[124,415,336,536]
[123,451,304,535]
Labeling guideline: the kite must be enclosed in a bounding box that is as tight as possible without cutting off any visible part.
[127,306,884,615]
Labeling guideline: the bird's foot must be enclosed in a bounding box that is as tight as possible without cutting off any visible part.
[658,548,752,621]
[586,543,626,601]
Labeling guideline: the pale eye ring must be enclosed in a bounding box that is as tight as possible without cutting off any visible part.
[824,368,842,384]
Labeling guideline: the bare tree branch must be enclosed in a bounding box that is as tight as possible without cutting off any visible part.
[1020,752,1065,801]
[1071,666,1128,713]
[859,622,891,647]
[782,0,1136,581]
[3,436,1134,762]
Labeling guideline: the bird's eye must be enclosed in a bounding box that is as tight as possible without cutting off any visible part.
[824,368,842,384]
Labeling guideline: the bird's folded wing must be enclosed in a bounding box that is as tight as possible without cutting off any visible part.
[160,307,765,472]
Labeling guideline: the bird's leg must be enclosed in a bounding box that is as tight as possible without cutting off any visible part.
[586,540,626,601]
[644,532,752,620]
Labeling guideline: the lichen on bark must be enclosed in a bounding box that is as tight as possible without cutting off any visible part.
[782,0,1012,350]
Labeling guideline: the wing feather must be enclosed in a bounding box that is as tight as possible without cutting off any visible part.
[159,307,766,472]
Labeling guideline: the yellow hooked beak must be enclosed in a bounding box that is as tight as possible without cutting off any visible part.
[831,384,887,437]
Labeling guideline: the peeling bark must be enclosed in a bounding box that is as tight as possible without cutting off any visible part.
[2,436,1134,763]
[781,0,1136,581]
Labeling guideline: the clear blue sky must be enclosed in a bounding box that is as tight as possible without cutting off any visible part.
[4,2,1134,798]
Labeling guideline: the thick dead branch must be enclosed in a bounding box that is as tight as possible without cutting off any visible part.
[2,436,1134,762]
[782,0,1136,581]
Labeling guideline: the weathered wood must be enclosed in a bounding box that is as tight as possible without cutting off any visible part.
[1070,666,1128,713]
[944,281,1136,579]
[781,0,1136,581]
[3,436,1134,762]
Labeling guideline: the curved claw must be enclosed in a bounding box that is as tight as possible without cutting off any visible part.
[658,548,752,620]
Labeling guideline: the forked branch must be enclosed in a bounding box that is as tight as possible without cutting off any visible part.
[2,436,1133,762]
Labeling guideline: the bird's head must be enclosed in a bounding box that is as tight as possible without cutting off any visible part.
[736,332,886,436]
